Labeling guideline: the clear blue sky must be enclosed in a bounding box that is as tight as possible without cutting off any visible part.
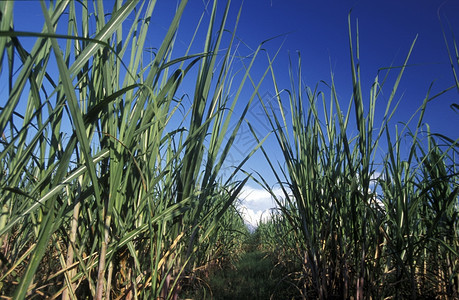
[6,0,459,195]
[10,0,459,136]
[231,0,459,136]
[185,0,459,185]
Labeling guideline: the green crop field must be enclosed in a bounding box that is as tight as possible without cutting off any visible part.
[0,1,457,299]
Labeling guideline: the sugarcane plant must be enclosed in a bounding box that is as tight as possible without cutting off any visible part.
[0,0,266,299]
[254,16,458,299]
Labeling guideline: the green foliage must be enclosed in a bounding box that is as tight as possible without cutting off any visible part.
[0,1,261,299]
[254,14,459,300]
[181,230,299,300]
[0,1,457,299]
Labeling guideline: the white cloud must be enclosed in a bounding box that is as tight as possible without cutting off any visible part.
[370,171,383,182]
[240,207,272,228]
[237,186,285,227]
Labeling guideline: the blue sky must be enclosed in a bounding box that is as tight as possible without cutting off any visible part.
[6,0,459,226]
[233,0,459,137]
[207,0,459,224]
[10,0,458,141]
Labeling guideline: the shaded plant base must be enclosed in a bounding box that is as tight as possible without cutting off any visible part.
[180,241,300,299]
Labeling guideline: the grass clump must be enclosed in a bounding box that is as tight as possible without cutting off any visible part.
[0,1,265,299]
[253,15,459,300]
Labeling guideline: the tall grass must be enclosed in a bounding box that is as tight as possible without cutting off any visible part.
[0,1,264,299]
[255,16,459,299]
[1,1,457,299]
